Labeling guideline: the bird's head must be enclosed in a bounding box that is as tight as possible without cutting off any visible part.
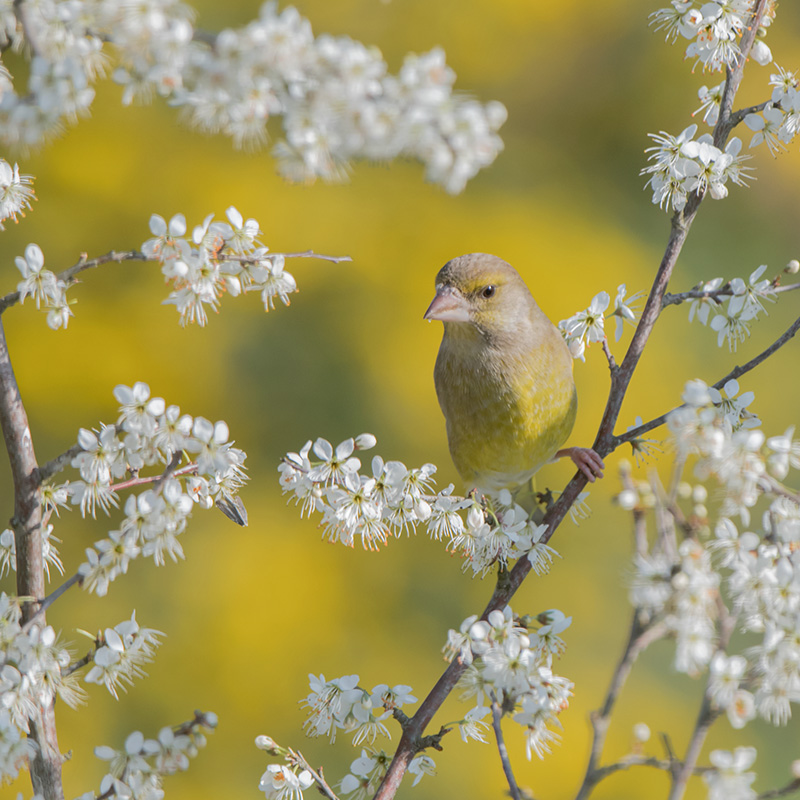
[423,253,538,342]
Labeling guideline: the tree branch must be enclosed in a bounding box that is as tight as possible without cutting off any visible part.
[616,312,800,447]
[575,614,669,800]
[220,249,353,265]
[758,778,800,800]
[662,279,800,308]
[490,695,521,800]
[0,250,148,314]
[0,315,64,798]
[374,7,773,796]
[286,749,342,800]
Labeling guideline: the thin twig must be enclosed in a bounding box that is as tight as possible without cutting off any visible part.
[668,582,739,799]
[152,451,183,494]
[662,279,800,308]
[37,443,85,483]
[22,573,81,632]
[63,644,96,678]
[489,695,521,800]
[591,753,708,783]
[109,462,198,493]
[757,778,800,800]
[601,336,618,372]
[286,749,342,800]
[616,312,800,447]
[730,99,772,128]
[219,250,353,265]
[575,614,669,800]
[0,250,148,314]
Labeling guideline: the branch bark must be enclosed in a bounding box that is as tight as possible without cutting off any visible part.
[0,315,64,799]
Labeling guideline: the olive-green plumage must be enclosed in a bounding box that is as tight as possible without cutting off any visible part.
[425,253,577,493]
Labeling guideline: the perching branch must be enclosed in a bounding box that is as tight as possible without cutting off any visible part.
[375,5,772,795]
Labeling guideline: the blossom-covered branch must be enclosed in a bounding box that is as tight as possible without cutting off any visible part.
[617,310,800,449]
[0,1,506,193]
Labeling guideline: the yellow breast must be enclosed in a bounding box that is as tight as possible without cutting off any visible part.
[434,326,577,493]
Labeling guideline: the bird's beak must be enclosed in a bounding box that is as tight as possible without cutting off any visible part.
[423,285,471,323]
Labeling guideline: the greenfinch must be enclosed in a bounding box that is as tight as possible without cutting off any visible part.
[424,253,604,496]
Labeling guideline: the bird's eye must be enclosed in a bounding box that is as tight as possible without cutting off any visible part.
[481,285,496,299]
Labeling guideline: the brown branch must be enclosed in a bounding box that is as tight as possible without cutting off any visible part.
[220,249,353,265]
[286,749,342,800]
[0,316,64,797]
[758,778,800,800]
[730,99,774,129]
[575,614,670,800]
[590,753,708,783]
[23,572,81,631]
[0,250,148,314]
[37,442,85,483]
[109,462,198,493]
[489,695,521,800]
[662,279,800,309]
[668,592,738,800]
[601,336,618,372]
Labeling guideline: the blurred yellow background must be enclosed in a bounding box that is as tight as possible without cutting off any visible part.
[2,1,800,799]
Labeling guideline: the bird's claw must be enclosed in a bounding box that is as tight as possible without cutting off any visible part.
[557,446,605,482]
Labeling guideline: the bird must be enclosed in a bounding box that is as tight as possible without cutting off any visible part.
[424,253,603,500]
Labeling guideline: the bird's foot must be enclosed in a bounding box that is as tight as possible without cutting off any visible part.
[556,447,605,482]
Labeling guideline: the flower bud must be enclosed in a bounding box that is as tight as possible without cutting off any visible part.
[255,734,281,755]
[632,722,651,743]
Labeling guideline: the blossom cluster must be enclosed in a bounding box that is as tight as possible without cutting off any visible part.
[15,241,74,329]
[9,381,249,597]
[83,612,164,700]
[255,676,426,799]
[0,159,35,229]
[77,712,218,800]
[740,65,800,156]
[0,0,505,192]
[0,593,83,784]
[445,606,574,761]
[279,435,572,576]
[142,208,299,326]
[647,4,800,211]
[258,762,315,800]
[683,263,777,352]
[621,379,800,732]
[703,747,758,800]
[558,285,642,360]
[301,674,416,746]
[649,0,775,72]
[641,124,751,212]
